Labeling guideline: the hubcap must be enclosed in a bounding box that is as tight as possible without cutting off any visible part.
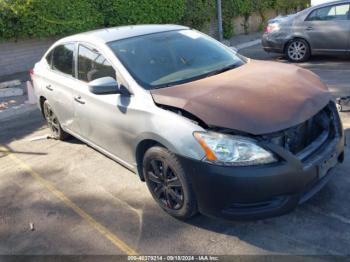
[288,41,307,61]
[146,159,184,210]
[44,103,60,137]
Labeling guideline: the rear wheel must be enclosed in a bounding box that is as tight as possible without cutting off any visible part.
[43,101,69,140]
[143,146,198,219]
[286,39,310,62]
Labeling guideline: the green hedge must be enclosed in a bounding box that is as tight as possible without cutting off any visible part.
[222,0,310,37]
[0,0,309,41]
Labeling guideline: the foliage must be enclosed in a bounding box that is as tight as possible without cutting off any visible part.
[0,0,185,40]
[106,0,186,26]
[222,0,310,37]
[273,0,309,14]
[0,0,103,39]
[181,0,215,30]
[0,0,310,40]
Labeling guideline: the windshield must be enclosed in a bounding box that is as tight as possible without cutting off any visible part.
[108,30,246,89]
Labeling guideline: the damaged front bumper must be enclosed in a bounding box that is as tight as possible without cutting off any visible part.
[179,102,345,220]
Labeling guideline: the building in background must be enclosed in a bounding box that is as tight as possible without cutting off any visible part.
[311,0,337,6]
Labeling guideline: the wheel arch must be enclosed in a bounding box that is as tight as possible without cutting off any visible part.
[39,96,47,119]
[134,136,176,181]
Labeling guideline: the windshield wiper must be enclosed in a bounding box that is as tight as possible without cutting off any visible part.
[151,63,240,89]
[206,63,239,77]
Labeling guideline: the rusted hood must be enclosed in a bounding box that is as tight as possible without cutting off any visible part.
[150,60,332,135]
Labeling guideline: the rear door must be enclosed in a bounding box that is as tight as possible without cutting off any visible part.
[303,3,350,52]
[44,43,77,132]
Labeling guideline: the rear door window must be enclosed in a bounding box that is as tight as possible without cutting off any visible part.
[77,44,116,82]
[51,43,75,76]
[307,4,350,21]
[45,50,53,66]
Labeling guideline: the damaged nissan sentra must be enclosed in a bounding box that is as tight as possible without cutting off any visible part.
[33,25,345,220]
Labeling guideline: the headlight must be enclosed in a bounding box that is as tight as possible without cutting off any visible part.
[194,132,277,166]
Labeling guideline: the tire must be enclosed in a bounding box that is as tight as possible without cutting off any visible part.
[285,39,311,62]
[43,100,69,140]
[143,146,198,219]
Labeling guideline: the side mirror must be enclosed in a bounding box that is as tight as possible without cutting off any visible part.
[88,77,129,95]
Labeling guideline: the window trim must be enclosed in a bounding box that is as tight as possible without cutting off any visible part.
[48,41,77,80]
[305,3,350,22]
[76,43,117,83]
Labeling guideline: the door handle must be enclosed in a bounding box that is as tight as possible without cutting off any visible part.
[74,96,85,104]
[46,84,53,91]
[306,26,313,31]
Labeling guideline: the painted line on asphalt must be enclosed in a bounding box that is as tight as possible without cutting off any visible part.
[0,144,138,256]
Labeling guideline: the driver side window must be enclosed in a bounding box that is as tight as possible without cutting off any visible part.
[78,44,116,82]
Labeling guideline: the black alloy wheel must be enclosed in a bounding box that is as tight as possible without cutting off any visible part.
[146,158,184,210]
[143,146,198,219]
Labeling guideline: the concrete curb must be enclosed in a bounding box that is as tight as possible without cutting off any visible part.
[0,104,38,122]
[0,87,24,98]
[234,39,262,51]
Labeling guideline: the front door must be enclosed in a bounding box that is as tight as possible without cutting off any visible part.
[72,43,135,163]
[303,3,350,52]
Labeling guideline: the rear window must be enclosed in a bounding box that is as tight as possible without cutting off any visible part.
[45,50,53,65]
[51,43,75,76]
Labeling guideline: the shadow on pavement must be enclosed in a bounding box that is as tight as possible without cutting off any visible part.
[0,110,44,145]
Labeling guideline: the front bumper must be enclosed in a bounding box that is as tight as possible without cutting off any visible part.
[179,110,345,220]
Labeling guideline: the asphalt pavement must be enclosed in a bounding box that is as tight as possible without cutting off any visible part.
[0,44,350,257]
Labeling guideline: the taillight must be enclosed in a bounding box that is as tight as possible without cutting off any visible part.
[265,23,279,34]
[29,68,34,78]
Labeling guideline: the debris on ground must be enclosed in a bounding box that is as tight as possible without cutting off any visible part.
[0,102,8,110]
[29,222,35,231]
[27,135,52,142]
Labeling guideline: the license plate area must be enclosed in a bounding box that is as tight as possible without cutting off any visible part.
[318,152,338,179]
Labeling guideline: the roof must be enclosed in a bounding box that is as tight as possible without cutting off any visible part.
[60,24,189,44]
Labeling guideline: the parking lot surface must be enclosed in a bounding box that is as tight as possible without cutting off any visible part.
[1,44,350,256]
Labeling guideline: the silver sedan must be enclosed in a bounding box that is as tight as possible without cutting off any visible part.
[32,25,344,221]
[262,0,350,62]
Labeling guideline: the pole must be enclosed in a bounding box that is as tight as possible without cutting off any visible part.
[217,0,223,42]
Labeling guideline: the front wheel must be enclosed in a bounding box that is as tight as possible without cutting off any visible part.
[286,39,311,62]
[143,146,198,219]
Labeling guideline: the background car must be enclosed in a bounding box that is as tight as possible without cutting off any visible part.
[262,0,350,62]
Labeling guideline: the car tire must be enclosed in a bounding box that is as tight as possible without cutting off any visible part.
[285,39,311,63]
[143,146,198,219]
[43,100,69,140]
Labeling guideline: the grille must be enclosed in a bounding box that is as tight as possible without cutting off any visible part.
[263,103,336,156]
